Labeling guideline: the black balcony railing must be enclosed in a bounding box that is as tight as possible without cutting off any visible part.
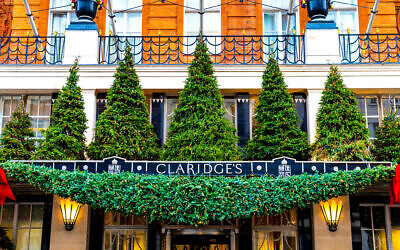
[340,34,400,64]
[0,36,65,64]
[98,35,305,65]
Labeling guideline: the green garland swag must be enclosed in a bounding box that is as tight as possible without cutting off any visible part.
[2,162,395,226]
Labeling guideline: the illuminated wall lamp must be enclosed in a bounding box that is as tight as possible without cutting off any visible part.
[60,198,82,231]
[320,198,343,232]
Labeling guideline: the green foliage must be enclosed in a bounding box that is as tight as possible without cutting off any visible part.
[245,58,310,160]
[162,39,240,160]
[312,66,372,161]
[87,46,159,160]
[373,109,400,162]
[2,162,394,226]
[0,101,34,161]
[0,227,14,250]
[37,61,87,160]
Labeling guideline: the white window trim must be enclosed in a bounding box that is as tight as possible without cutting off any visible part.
[47,0,75,36]
[105,0,143,36]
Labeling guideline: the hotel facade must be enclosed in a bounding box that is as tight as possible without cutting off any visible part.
[0,0,400,249]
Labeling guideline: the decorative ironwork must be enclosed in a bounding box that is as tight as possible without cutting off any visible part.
[0,36,65,64]
[98,35,305,65]
[340,33,400,64]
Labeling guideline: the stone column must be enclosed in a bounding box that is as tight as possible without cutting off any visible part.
[312,196,353,250]
[49,195,90,250]
[81,89,96,145]
[63,21,99,64]
[306,89,323,143]
[305,20,341,64]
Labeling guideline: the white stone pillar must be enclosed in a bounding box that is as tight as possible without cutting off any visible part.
[82,89,96,145]
[63,21,99,64]
[305,20,340,64]
[307,89,323,143]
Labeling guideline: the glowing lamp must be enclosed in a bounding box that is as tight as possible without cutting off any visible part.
[320,198,343,232]
[60,198,82,231]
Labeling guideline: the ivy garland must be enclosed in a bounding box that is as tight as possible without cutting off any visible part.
[2,162,395,226]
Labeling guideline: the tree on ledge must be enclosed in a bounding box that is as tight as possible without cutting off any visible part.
[37,61,87,160]
[87,46,159,160]
[373,110,400,162]
[0,101,34,161]
[245,58,310,160]
[311,66,372,161]
[162,39,240,161]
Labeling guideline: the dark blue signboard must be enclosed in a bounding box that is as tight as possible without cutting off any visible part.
[16,156,392,177]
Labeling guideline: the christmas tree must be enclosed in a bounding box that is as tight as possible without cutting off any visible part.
[245,58,310,160]
[162,39,240,161]
[87,46,159,160]
[312,66,372,161]
[37,61,87,160]
[373,109,400,162]
[0,101,34,161]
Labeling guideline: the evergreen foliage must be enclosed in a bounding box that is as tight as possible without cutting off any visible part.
[0,101,34,161]
[37,61,87,160]
[2,161,394,226]
[162,39,240,160]
[312,66,372,161]
[245,58,310,160]
[87,46,159,160]
[373,109,400,162]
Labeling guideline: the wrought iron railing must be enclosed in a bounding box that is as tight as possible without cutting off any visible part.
[98,35,305,65]
[0,36,65,64]
[340,34,400,64]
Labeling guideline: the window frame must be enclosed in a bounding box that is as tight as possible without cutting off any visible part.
[26,95,52,141]
[105,0,143,36]
[47,0,76,36]
[327,1,359,34]
[0,202,45,249]
[262,0,300,35]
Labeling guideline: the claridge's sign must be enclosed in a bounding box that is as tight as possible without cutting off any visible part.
[17,156,392,177]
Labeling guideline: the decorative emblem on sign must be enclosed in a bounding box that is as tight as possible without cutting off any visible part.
[108,159,121,174]
[278,159,291,177]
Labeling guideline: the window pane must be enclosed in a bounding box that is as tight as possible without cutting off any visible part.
[223,97,235,126]
[166,97,178,134]
[31,205,44,228]
[18,205,31,228]
[51,14,67,34]
[367,118,379,138]
[372,206,386,229]
[16,229,30,250]
[37,118,50,137]
[203,12,220,35]
[29,229,43,250]
[366,98,378,116]
[126,13,142,36]
[2,117,9,128]
[340,11,357,33]
[52,0,70,7]
[3,97,12,116]
[361,230,374,250]
[357,97,365,114]
[264,0,290,9]
[1,205,15,228]
[264,13,278,35]
[282,13,296,34]
[374,230,387,250]
[39,97,52,116]
[185,13,200,35]
[28,97,39,116]
[382,98,392,115]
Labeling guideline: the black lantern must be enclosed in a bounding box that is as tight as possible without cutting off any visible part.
[307,0,330,20]
[74,0,98,21]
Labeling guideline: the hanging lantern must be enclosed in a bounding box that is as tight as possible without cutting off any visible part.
[320,198,343,232]
[60,198,82,231]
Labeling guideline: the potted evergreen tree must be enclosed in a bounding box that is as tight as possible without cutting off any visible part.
[373,109,400,162]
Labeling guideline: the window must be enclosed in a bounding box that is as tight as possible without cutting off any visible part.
[103,212,147,250]
[184,0,221,54]
[263,0,298,35]
[357,95,400,140]
[48,0,77,35]
[263,0,299,63]
[0,95,22,134]
[0,203,45,249]
[327,0,358,34]
[26,96,52,140]
[253,210,298,250]
[106,0,142,63]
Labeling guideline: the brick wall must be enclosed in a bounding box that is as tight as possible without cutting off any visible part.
[0,0,13,37]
